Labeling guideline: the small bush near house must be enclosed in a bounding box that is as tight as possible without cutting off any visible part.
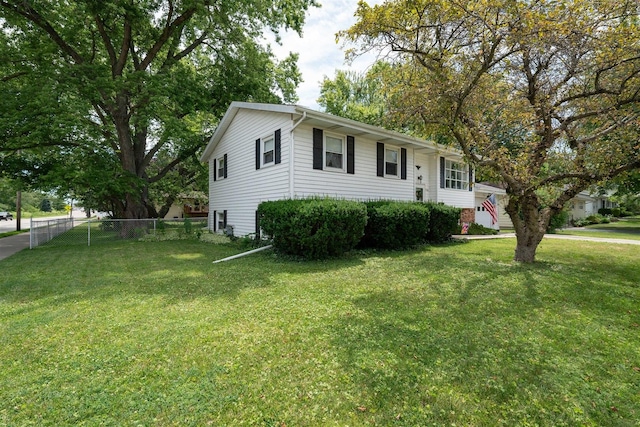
[598,208,613,216]
[258,198,367,259]
[423,202,461,243]
[360,201,431,249]
[455,222,499,235]
[547,210,570,233]
[572,214,612,227]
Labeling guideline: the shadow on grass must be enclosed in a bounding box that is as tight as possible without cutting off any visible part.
[325,248,639,425]
[0,238,367,309]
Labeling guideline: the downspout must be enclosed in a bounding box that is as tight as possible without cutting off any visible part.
[289,111,306,198]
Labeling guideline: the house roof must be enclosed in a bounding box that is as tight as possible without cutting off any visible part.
[200,102,459,162]
[474,183,507,196]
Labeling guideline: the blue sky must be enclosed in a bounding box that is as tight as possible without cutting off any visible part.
[267,0,384,109]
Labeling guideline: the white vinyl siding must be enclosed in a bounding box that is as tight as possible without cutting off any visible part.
[292,124,414,201]
[415,152,474,208]
[206,109,291,235]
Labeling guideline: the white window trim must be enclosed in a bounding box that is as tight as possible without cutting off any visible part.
[216,211,225,232]
[444,159,468,190]
[324,133,346,172]
[217,157,225,180]
[384,146,400,178]
[261,134,275,168]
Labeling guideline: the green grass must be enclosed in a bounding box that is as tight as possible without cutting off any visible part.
[1,238,639,426]
[558,217,640,241]
[0,229,28,239]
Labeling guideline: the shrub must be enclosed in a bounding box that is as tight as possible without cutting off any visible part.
[456,222,499,235]
[547,210,569,233]
[598,208,613,216]
[360,201,431,249]
[423,202,461,243]
[258,198,367,259]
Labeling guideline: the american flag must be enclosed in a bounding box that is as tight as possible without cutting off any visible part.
[482,194,498,225]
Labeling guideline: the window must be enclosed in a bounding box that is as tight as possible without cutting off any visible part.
[217,211,225,231]
[444,159,468,190]
[217,157,225,180]
[262,135,274,165]
[385,148,399,176]
[325,134,344,170]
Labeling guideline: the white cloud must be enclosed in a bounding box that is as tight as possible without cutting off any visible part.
[266,0,384,109]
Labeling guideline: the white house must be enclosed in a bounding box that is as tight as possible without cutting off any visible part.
[200,102,476,236]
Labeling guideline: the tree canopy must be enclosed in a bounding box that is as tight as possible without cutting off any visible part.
[341,0,640,262]
[0,0,318,218]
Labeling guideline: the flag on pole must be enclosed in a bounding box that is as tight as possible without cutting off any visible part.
[461,222,469,234]
[482,194,498,225]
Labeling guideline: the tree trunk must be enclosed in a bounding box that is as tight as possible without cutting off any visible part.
[513,227,545,263]
[505,192,551,263]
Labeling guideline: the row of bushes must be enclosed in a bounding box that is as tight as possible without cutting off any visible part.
[571,214,614,227]
[257,198,461,259]
[598,207,634,217]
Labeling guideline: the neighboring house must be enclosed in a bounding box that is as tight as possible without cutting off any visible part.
[475,184,617,229]
[569,191,617,220]
[474,183,510,230]
[161,192,209,219]
[200,102,477,236]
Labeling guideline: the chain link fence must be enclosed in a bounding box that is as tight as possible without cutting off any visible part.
[30,218,210,248]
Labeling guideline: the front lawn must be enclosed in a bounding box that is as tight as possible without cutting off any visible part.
[0,238,638,426]
[558,216,640,241]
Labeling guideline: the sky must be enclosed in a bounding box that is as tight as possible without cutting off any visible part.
[267,0,384,110]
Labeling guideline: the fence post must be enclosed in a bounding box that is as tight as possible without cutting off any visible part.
[29,217,33,249]
[88,219,91,247]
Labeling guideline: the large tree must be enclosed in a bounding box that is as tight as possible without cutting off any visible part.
[341,0,640,262]
[0,0,317,218]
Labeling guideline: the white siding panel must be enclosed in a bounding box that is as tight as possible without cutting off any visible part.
[292,124,415,201]
[206,109,292,235]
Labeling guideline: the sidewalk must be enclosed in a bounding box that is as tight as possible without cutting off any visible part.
[0,232,30,261]
[453,232,640,245]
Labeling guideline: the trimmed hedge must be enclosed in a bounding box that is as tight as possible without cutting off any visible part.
[360,201,431,249]
[257,198,367,259]
[423,202,461,243]
[258,198,462,259]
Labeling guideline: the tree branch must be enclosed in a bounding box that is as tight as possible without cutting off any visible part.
[0,1,84,64]
[138,6,198,71]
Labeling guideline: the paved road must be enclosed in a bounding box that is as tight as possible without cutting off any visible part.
[0,212,82,233]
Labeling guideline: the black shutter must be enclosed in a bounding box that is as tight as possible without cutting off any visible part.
[440,156,445,189]
[255,210,260,239]
[275,129,281,164]
[313,128,323,170]
[347,136,355,174]
[223,210,227,228]
[400,148,407,180]
[376,142,384,177]
[213,210,217,231]
[468,165,473,191]
[213,158,217,181]
[223,153,228,178]
[255,139,261,170]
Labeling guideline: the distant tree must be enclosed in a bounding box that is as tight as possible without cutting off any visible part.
[40,198,52,212]
[0,0,318,219]
[318,62,390,126]
[342,0,640,262]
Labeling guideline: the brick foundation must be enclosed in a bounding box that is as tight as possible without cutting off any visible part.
[460,207,475,224]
